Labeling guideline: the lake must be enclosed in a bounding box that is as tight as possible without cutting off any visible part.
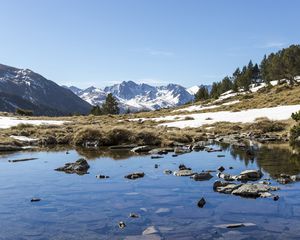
[0,143,300,239]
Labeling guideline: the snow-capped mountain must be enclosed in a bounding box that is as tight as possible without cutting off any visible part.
[0,64,92,116]
[187,85,212,95]
[67,81,197,112]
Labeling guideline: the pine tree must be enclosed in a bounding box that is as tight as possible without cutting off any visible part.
[101,93,120,115]
[260,54,268,82]
[90,105,102,115]
[252,64,260,82]
[195,86,209,101]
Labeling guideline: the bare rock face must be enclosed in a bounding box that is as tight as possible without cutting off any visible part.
[55,158,90,175]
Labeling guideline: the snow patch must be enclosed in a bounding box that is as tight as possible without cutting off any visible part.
[0,117,67,129]
[10,135,39,142]
[158,105,300,129]
[173,100,240,112]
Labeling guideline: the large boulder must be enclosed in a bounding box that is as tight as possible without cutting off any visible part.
[237,170,263,181]
[213,180,280,198]
[55,158,90,175]
[232,183,279,198]
[191,172,213,181]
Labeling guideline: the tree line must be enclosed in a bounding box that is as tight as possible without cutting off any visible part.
[195,44,300,101]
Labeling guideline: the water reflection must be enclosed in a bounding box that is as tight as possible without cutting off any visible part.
[222,143,300,177]
[76,147,138,160]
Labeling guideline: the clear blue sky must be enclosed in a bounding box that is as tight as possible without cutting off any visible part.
[0,0,299,89]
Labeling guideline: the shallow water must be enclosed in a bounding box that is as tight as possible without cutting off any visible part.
[0,144,300,240]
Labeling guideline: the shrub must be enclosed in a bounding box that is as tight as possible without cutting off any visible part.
[11,123,34,130]
[184,116,195,120]
[290,125,300,145]
[16,108,33,116]
[249,119,286,133]
[292,111,300,122]
[73,127,103,146]
[135,130,161,145]
[106,127,134,145]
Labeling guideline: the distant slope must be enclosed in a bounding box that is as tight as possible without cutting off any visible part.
[0,64,92,116]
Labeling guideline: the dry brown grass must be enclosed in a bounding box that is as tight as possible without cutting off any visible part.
[1,84,299,148]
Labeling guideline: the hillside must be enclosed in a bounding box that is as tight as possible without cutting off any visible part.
[0,64,92,116]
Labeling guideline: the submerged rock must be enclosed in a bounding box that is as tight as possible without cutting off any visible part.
[174,169,194,176]
[143,226,159,235]
[163,170,173,175]
[197,197,206,208]
[131,146,152,153]
[191,172,213,181]
[30,198,41,202]
[215,222,256,229]
[124,172,145,180]
[96,175,110,179]
[55,158,90,175]
[151,155,164,159]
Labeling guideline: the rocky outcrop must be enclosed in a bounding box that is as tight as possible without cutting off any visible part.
[55,158,90,175]
[213,180,279,198]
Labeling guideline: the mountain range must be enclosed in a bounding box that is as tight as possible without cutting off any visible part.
[65,81,209,112]
[0,63,210,115]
